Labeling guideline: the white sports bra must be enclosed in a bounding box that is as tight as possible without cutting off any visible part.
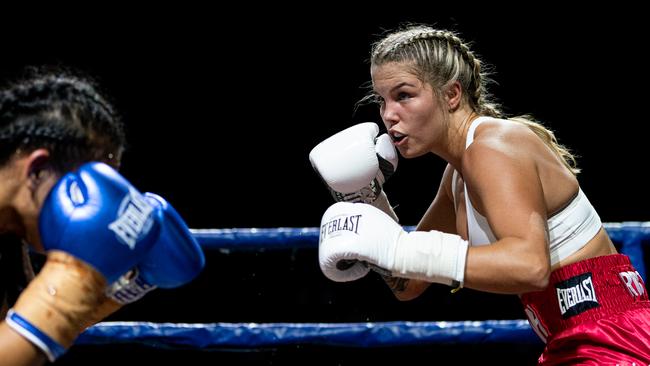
[451,117,603,266]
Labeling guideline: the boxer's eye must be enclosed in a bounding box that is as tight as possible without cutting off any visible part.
[396,92,410,101]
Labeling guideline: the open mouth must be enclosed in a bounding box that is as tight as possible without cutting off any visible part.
[390,131,406,144]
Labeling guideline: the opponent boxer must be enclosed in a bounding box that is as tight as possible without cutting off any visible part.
[0,70,204,365]
[312,25,650,364]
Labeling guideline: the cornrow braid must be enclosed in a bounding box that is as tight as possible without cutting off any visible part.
[0,121,84,142]
[369,25,501,118]
[0,70,126,171]
[366,25,580,176]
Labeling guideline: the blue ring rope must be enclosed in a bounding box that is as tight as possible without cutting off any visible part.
[75,222,649,348]
[192,222,650,279]
[77,320,539,348]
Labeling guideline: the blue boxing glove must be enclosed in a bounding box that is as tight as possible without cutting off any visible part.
[6,162,203,361]
[38,162,161,282]
[107,192,205,304]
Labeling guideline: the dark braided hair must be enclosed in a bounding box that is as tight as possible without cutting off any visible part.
[0,68,126,172]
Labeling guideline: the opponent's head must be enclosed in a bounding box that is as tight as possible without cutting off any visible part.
[0,69,125,170]
[0,68,126,247]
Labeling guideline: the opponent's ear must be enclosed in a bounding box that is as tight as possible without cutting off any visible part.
[444,81,463,112]
[24,149,55,191]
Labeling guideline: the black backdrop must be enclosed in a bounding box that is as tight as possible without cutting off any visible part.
[3,6,648,365]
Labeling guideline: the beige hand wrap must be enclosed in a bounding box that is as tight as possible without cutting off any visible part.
[11,250,120,349]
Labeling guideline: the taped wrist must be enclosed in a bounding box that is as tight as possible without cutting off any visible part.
[328,177,382,204]
[371,191,399,223]
[392,230,469,287]
[330,183,399,222]
[8,251,108,361]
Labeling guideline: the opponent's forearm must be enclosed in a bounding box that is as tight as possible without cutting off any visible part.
[0,322,45,366]
[6,251,112,362]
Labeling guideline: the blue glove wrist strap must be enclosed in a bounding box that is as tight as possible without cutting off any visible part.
[6,309,67,362]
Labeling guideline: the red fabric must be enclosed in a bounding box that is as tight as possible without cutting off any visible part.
[521,254,650,365]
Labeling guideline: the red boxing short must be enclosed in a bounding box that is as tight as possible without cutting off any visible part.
[521,254,650,365]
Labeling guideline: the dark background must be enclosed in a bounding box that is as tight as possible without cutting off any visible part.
[3,6,648,365]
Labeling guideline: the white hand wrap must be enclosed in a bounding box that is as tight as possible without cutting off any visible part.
[393,231,469,287]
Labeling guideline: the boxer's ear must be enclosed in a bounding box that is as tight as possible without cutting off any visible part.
[443,80,463,113]
[24,149,57,191]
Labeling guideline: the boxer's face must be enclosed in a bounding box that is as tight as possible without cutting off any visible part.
[23,173,58,253]
[371,62,445,159]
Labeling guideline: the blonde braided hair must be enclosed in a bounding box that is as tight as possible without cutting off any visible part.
[365,25,579,175]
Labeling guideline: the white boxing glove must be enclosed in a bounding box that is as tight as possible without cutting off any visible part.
[309,122,399,222]
[319,202,469,287]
